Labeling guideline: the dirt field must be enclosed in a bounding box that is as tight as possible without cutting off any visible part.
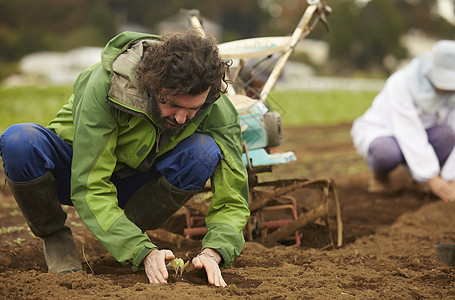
[0,123,454,299]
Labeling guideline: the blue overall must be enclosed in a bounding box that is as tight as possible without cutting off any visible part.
[0,123,222,209]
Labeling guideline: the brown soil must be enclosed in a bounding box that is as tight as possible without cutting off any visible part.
[1,123,454,299]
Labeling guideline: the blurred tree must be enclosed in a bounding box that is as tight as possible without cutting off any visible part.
[0,0,116,62]
[396,0,454,38]
[218,0,268,40]
[325,0,406,75]
[322,0,454,75]
[112,0,268,41]
[0,0,454,79]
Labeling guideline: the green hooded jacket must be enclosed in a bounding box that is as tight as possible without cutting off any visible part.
[47,31,250,269]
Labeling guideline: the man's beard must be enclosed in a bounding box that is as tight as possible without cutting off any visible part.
[149,96,203,136]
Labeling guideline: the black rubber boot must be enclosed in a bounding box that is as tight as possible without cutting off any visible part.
[436,244,455,267]
[6,171,82,273]
[124,175,197,231]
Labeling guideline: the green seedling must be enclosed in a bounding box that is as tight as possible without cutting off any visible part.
[168,258,190,279]
[1,202,18,208]
[10,209,20,216]
[0,225,25,235]
[13,237,25,245]
[70,221,83,228]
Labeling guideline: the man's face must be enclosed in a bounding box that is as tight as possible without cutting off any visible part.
[150,88,210,135]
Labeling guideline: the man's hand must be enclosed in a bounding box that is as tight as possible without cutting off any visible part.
[428,176,455,202]
[192,248,227,287]
[144,249,175,284]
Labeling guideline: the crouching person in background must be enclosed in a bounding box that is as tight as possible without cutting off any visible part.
[351,40,455,202]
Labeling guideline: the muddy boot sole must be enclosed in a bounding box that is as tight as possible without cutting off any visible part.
[435,244,455,267]
[44,229,83,273]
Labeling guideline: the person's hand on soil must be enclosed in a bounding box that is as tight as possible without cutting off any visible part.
[447,181,455,202]
[428,176,455,202]
[144,249,175,284]
[192,248,226,287]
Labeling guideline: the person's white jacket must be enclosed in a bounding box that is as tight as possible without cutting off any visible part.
[351,53,455,183]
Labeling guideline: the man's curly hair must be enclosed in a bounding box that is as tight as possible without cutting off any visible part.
[137,29,231,103]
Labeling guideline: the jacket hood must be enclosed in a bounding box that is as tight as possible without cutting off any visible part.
[405,53,455,115]
[103,32,163,118]
[101,31,163,73]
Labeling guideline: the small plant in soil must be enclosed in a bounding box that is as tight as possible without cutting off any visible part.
[168,258,190,279]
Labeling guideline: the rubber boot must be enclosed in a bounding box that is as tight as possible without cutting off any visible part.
[367,172,391,193]
[6,170,82,273]
[436,244,455,267]
[124,175,197,231]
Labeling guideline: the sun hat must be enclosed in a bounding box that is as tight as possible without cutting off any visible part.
[428,40,455,91]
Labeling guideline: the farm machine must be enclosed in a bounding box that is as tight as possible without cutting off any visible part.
[182,0,343,249]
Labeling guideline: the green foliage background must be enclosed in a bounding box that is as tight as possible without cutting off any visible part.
[0,86,72,134]
[269,89,376,126]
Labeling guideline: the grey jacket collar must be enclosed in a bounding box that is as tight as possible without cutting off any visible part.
[107,39,160,115]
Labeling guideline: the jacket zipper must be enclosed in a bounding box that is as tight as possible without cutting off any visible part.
[106,97,161,154]
[155,131,161,153]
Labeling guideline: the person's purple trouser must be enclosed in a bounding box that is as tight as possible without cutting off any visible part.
[0,123,222,208]
[367,124,455,175]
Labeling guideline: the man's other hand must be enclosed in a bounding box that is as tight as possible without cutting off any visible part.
[192,248,227,287]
